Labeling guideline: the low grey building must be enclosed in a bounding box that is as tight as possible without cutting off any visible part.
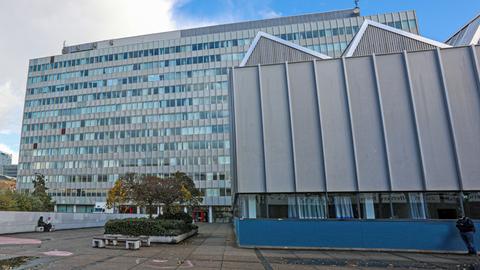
[0,151,12,176]
[2,165,18,179]
[230,17,480,251]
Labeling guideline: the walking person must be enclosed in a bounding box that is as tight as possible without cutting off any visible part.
[456,216,477,255]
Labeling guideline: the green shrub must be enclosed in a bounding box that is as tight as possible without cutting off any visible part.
[157,211,193,224]
[104,218,197,236]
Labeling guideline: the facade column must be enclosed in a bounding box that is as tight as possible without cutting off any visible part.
[72,205,77,213]
[136,206,140,214]
[160,206,163,215]
[54,204,58,212]
[156,206,160,215]
[208,206,213,223]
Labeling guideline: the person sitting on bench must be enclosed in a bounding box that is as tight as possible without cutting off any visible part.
[37,216,52,232]
[45,217,53,232]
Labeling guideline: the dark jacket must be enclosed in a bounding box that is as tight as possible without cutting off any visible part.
[457,217,475,233]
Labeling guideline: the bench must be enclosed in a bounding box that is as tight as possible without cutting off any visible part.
[139,236,151,247]
[125,238,141,250]
[92,236,141,250]
[92,237,106,248]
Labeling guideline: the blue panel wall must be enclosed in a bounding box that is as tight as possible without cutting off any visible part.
[234,218,480,252]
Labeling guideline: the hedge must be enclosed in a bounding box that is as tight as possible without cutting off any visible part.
[104,218,197,236]
[157,212,193,224]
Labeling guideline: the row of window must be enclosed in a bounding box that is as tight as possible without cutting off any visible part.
[25,95,228,119]
[22,110,228,132]
[29,19,415,75]
[20,155,231,170]
[27,67,228,95]
[236,191,479,220]
[30,38,251,72]
[28,53,243,84]
[29,140,230,157]
[22,116,228,144]
[48,188,232,200]
[306,42,348,55]
[275,19,416,42]
[49,189,108,198]
[25,81,228,107]
[46,187,232,198]
[18,171,231,184]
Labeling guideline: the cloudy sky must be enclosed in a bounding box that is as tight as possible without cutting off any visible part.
[0,0,479,164]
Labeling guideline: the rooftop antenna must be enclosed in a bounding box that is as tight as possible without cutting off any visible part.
[355,0,360,8]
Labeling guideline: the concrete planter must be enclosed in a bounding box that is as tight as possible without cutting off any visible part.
[104,229,198,244]
[149,229,198,244]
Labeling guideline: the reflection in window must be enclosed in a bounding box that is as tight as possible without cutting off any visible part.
[266,194,296,219]
[408,193,426,219]
[295,194,327,219]
[426,193,461,219]
[328,194,358,219]
[359,193,392,219]
[464,192,480,219]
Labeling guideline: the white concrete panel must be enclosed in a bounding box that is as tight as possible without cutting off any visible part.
[345,57,389,191]
[440,47,480,190]
[233,67,266,193]
[0,211,146,235]
[287,62,325,192]
[315,60,357,191]
[407,50,460,190]
[376,53,423,190]
[260,65,295,192]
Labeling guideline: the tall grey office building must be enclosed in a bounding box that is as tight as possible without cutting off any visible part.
[18,8,419,221]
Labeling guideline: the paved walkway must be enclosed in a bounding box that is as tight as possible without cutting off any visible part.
[0,223,479,269]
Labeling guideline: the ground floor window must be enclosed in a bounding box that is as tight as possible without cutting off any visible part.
[464,192,480,219]
[235,191,479,220]
[75,205,94,213]
[56,204,74,213]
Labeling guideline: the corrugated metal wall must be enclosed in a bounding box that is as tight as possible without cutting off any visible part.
[352,26,437,57]
[245,38,320,66]
[231,45,480,194]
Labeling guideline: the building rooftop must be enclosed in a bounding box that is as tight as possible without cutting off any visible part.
[61,8,360,54]
[446,13,480,46]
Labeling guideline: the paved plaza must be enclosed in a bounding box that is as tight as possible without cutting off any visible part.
[0,223,479,269]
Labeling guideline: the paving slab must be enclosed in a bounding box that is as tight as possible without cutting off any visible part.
[0,223,479,269]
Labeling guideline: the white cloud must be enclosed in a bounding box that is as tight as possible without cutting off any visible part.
[0,0,210,160]
[0,81,23,135]
[259,10,282,19]
[0,143,18,164]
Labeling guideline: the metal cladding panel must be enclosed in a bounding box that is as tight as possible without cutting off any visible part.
[260,65,296,192]
[287,62,325,192]
[407,50,460,190]
[375,54,423,190]
[440,47,480,190]
[315,60,357,191]
[345,57,389,191]
[353,26,437,57]
[233,45,480,195]
[245,38,320,66]
[446,15,480,46]
[233,67,266,193]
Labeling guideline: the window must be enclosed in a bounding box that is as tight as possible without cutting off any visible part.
[426,192,461,219]
[328,193,358,219]
[266,194,297,219]
[295,194,327,219]
[359,193,392,219]
[463,192,480,219]
[389,192,426,219]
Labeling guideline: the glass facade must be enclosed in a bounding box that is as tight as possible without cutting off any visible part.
[18,10,419,221]
[236,192,473,220]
